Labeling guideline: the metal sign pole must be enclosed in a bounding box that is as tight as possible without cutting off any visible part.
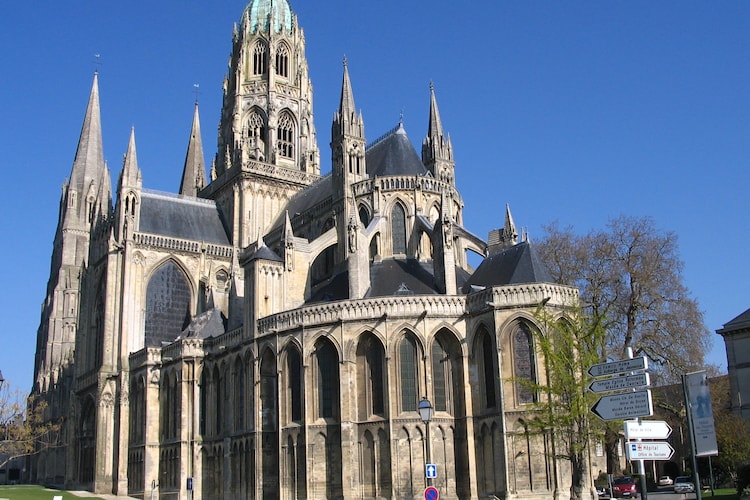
[682,374,703,500]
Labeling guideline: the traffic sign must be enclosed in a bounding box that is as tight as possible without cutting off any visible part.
[424,486,439,500]
[588,373,650,393]
[623,419,672,440]
[626,441,674,460]
[588,357,648,378]
[591,390,653,421]
[426,464,437,479]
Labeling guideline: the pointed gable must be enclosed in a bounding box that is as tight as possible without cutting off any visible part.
[462,241,553,293]
[366,122,429,177]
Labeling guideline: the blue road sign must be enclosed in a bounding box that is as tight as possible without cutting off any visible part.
[426,463,437,479]
[424,486,439,500]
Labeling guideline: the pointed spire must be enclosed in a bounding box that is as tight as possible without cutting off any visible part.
[338,57,356,120]
[422,82,454,183]
[504,203,518,245]
[120,127,141,189]
[180,102,206,197]
[427,81,444,139]
[95,162,113,220]
[69,72,105,195]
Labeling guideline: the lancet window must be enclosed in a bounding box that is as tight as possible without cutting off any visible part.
[277,112,295,159]
[275,43,289,78]
[252,42,267,75]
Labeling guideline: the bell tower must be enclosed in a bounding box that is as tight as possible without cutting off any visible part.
[204,0,321,247]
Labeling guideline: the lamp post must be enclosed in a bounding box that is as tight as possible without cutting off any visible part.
[0,370,4,390]
[418,397,434,486]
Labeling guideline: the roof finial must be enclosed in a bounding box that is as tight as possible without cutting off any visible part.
[343,55,348,68]
[193,83,201,104]
[93,53,102,74]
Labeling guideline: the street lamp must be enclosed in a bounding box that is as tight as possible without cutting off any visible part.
[418,397,434,486]
[0,370,4,390]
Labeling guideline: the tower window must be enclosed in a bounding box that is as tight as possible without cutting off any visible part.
[275,44,289,78]
[253,42,267,75]
[277,113,295,159]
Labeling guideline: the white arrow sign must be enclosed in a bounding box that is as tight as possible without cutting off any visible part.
[588,357,648,378]
[591,390,653,421]
[623,419,672,440]
[588,373,650,394]
[626,441,674,460]
[426,464,437,479]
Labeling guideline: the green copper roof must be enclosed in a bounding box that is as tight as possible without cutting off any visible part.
[241,0,295,34]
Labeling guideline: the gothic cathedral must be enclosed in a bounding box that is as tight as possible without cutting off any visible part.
[32,1,586,498]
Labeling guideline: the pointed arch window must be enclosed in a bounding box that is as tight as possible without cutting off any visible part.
[252,42,267,75]
[513,322,536,404]
[286,348,303,422]
[391,203,407,255]
[316,340,339,419]
[398,334,418,412]
[356,334,386,418]
[475,327,497,410]
[277,112,295,160]
[432,339,449,412]
[144,261,191,347]
[275,43,289,78]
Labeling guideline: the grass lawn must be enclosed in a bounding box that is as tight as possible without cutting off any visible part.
[702,488,740,499]
[0,485,107,500]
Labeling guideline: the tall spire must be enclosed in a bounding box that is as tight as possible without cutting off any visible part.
[180,102,206,197]
[69,72,106,205]
[422,82,455,185]
[427,81,444,139]
[119,127,141,189]
[338,57,356,121]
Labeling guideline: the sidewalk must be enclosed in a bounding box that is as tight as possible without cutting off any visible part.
[68,492,137,500]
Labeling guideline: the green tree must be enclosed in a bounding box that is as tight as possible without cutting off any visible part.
[0,381,61,470]
[520,305,607,500]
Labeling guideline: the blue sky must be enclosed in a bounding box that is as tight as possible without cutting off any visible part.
[1,1,748,393]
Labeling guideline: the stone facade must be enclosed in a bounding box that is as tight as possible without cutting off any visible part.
[717,309,750,425]
[31,1,592,499]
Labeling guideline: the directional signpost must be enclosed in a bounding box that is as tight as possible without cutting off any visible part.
[589,373,650,394]
[588,357,648,378]
[591,390,653,421]
[624,419,672,440]
[626,441,675,461]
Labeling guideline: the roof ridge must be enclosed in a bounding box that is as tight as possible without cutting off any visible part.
[366,122,404,151]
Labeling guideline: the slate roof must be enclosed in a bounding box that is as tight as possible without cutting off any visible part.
[269,175,332,231]
[179,308,226,340]
[462,241,552,293]
[366,122,430,177]
[717,307,750,334]
[306,259,471,304]
[138,189,231,245]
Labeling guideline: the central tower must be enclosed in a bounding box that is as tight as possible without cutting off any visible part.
[204,0,320,248]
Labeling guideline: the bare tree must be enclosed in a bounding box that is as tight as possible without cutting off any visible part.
[538,215,711,382]
[0,380,62,470]
[538,215,713,476]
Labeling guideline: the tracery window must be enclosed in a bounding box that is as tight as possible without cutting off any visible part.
[513,322,536,404]
[391,203,407,255]
[252,42,267,75]
[287,348,303,422]
[316,339,339,419]
[399,334,418,412]
[475,326,497,409]
[432,339,449,412]
[144,260,191,347]
[356,333,386,418]
[277,112,295,159]
[275,43,289,78]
